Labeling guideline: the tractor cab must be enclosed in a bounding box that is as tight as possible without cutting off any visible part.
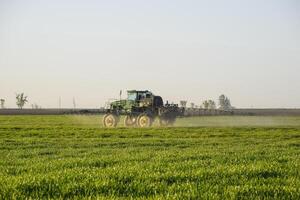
[127,90,156,108]
[127,90,153,102]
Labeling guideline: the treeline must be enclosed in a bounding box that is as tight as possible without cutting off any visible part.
[1,93,234,111]
[0,93,43,109]
[179,94,234,111]
[0,93,32,109]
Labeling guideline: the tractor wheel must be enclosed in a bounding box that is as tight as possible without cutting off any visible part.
[137,114,153,128]
[124,115,136,127]
[103,114,118,128]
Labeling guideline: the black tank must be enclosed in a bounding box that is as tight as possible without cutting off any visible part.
[153,96,163,107]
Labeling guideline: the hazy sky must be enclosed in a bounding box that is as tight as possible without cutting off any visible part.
[0,0,299,108]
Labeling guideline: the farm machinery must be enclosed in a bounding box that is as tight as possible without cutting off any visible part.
[103,90,184,127]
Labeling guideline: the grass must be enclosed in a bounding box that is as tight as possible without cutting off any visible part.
[0,115,299,199]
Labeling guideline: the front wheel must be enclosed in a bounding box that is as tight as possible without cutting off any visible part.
[137,114,153,128]
[103,114,118,128]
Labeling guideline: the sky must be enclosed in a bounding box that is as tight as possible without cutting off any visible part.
[0,0,299,108]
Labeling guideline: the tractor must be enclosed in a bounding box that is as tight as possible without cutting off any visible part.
[103,90,184,127]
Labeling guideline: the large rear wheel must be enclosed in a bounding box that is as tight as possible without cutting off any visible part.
[137,114,153,128]
[124,115,137,127]
[103,114,118,128]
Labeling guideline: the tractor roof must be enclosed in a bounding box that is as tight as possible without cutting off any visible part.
[127,90,151,94]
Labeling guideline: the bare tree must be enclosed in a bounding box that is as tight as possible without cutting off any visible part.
[16,93,28,109]
[202,100,209,109]
[208,100,216,110]
[31,103,41,109]
[218,94,232,110]
[190,102,195,109]
[180,100,187,108]
[219,95,225,110]
[202,100,216,110]
[0,99,5,109]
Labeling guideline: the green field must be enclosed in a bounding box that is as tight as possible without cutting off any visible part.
[0,115,299,199]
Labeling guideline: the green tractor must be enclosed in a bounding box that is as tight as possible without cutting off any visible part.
[103,90,184,127]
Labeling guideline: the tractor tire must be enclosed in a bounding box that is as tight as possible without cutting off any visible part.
[137,114,153,128]
[103,114,118,128]
[124,115,136,127]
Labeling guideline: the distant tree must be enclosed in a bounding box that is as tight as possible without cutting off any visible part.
[202,100,209,109]
[180,100,187,108]
[218,94,232,110]
[190,103,195,109]
[31,103,41,109]
[219,95,225,109]
[208,100,216,109]
[0,99,5,109]
[16,93,28,109]
[202,100,216,110]
[224,98,231,109]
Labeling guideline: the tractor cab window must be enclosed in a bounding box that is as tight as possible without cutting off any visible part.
[137,93,146,100]
[127,92,137,101]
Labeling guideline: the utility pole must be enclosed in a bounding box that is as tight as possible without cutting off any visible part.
[59,96,61,109]
[73,97,76,109]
